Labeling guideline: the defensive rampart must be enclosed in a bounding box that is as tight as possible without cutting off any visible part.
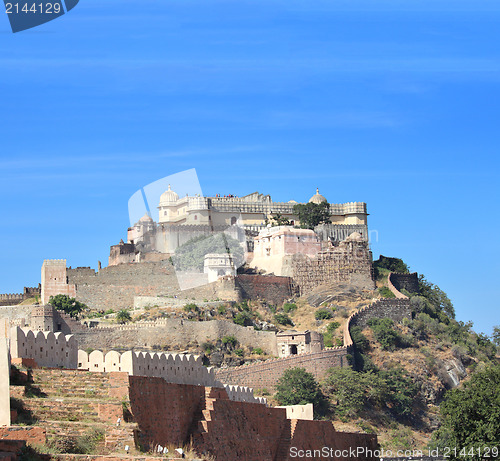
[343,272,414,347]
[0,285,41,307]
[77,349,264,404]
[9,327,78,369]
[75,318,278,355]
[388,272,419,296]
[236,274,296,305]
[291,237,374,295]
[214,347,349,390]
[125,374,379,461]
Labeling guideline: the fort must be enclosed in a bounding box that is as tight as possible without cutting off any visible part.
[0,186,423,460]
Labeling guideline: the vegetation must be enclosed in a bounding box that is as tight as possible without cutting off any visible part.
[367,318,411,351]
[116,309,132,324]
[221,335,238,348]
[275,368,327,416]
[378,286,395,298]
[322,321,341,347]
[233,311,253,327]
[314,308,333,320]
[252,347,264,355]
[373,255,409,279]
[431,364,500,459]
[173,233,244,272]
[292,201,331,229]
[183,303,199,313]
[283,302,297,313]
[322,366,417,421]
[48,295,87,319]
[492,325,500,346]
[274,313,293,326]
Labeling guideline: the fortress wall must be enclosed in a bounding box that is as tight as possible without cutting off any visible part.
[389,272,419,295]
[236,275,295,305]
[214,348,349,391]
[80,350,266,404]
[75,318,278,356]
[291,241,374,295]
[348,298,412,330]
[67,261,181,311]
[314,223,369,242]
[10,327,78,369]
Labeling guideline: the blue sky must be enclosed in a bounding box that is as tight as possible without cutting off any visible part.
[1,0,499,334]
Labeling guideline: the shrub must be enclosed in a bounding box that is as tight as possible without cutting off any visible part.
[183,303,199,313]
[217,305,226,315]
[350,326,369,352]
[367,318,402,351]
[274,313,293,326]
[222,336,238,348]
[326,321,340,333]
[48,295,87,319]
[378,286,395,298]
[233,312,253,327]
[315,309,333,320]
[234,349,243,357]
[283,303,297,314]
[275,368,327,416]
[252,347,264,355]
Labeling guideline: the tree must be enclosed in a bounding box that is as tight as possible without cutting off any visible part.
[492,326,500,347]
[116,309,132,324]
[418,274,455,318]
[292,202,331,230]
[269,212,291,226]
[275,368,327,416]
[48,295,87,319]
[431,364,500,458]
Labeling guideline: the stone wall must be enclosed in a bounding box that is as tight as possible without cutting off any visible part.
[314,223,369,242]
[389,272,419,295]
[236,275,296,305]
[0,338,10,426]
[75,318,278,355]
[348,298,412,331]
[291,237,374,295]
[214,348,349,391]
[0,285,41,307]
[9,327,78,369]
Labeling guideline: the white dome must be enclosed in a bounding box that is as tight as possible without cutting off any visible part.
[159,184,179,204]
[139,213,153,223]
[309,188,327,204]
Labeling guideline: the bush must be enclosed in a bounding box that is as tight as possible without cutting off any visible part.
[275,368,327,416]
[326,321,340,333]
[233,311,253,327]
[234,349,243,357]
[350,326,369,352]
[283,303,297,313]
[274,313,293,326]
[252,347,264,355]
[183,303,199,313]
[378,286,395,298]
[222,336,238,348]
[367,318,403,351]
[217,305,226,315]
[315,309,333,320]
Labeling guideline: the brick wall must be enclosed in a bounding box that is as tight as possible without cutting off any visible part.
[215,348,349,391]
[236,275,296,305]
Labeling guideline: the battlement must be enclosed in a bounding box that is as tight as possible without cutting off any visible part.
[77,349,265,404]
[42,259,67,266]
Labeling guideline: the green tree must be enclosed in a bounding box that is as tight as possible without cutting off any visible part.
[418,274,455,318]
[275,368,327,416]
[48,295,87,319]
[378,367,417,417]
[367,318,402,351]
[274,313,293,326]
[491,325,500,347]
[269,212,292,226]
[233,311,253,327]
[116,309,132,324]
[292,202,331,230]
[314,309,333,320]
[431,364,500,458]
[373,255,410,275]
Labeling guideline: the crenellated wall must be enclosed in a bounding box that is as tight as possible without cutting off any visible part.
[9,327,78,369]
[77,349,266,405]
[388,272,419,296]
